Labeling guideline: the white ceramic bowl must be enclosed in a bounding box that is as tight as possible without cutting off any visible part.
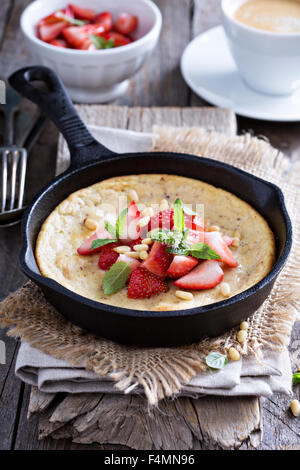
[21,0,162,103]
[222,0,300,96]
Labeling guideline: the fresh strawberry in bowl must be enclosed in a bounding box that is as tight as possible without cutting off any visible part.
[21,0,162,103]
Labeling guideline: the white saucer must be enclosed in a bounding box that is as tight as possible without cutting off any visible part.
[181,26,300,122]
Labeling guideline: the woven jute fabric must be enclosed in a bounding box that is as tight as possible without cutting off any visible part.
[0,127,299,406]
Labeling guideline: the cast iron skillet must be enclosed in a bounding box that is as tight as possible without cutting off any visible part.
[9,66,292,347]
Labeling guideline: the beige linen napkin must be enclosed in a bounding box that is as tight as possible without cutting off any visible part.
[14,126,294,399]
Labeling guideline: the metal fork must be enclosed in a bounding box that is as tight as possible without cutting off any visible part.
[0,88,27,224]
[1,146,27,212]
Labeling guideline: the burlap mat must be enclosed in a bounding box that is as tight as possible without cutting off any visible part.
[0,126,299,405]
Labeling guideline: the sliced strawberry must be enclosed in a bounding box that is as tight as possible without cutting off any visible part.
[68,4,96,21]
[77,227,113,255]
[166,255,198,278]
[223,235,234,247]
[39,21,67,42]
[127,237,143,250]
[148,209,174,232]
[174,260,224,290]
[119,201,141,243]
[128,267,168,299]
[38,7,73,26]
[98,243,120,271]
[186,229,205,245]
[142,242,173,279]
[102,31,131,47]
[62,24,104,49]
[184,214,205,231]
[147,209,204,234]
[49,38,68,48]
[205,232,238,267]
[116,254,141,273]
[94,11,112,31]
[114,13,138,35]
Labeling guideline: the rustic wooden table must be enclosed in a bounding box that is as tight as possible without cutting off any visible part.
[0,0,299,450]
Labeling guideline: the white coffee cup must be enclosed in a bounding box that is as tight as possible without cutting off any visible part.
[222,0,300,95]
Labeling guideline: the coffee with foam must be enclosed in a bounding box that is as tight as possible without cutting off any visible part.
[234,0,300,33]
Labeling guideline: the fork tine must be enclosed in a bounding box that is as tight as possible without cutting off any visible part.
[10,149,19,211]
[17,149,27,209]
[1,150,8,212]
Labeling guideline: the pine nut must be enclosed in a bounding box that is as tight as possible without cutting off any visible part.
[207,225,221,232]
[290,399,300,417]
[139,250,149,260]
[233,229,241,239]
[240,321,249,330]
[126,251,140,259]
[141,207,154,218]
[113,246,131,254]
[137,216,150,228]
[232,237,240,248]
[228,347,240,361]
[237,329,247,343]
[220,282,231,297]
[133,244,149,252]
[160,199,169,211]
[128,189,139,202]
[142,238,153,245]
[175,290,194,301]
[84,218,98,231]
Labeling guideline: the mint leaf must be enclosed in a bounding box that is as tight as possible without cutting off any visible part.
[116,207,128,239]
[90,34,115,49]
[102,261,131,295]
[293,373,300,385]
[205,352,228,370]
[183,205,197,216]
[105,220,116,237]
[189,242,221,260]
[167,245,189,256]
[173,198,185,232]
[91,238,117,250]
[56,11,86,25]
[150,229,186,249]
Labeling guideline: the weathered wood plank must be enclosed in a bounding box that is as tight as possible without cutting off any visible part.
[0,338,22,450]
[117,0,192,107]
[0,0,34,80]
[0,0,13,51]
[27,387,57,419]
[13,384,40,450]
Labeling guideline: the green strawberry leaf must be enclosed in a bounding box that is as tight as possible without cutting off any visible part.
[293,373,300,385]
[189,242,221,260]
[90,34,115,49]
[102,262,131,295]
[116,207,128,239]
[205,352,228,370]
[173,198,185,233]
[91,238,117,250]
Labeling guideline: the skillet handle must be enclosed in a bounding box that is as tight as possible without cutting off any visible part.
[8,66,113,167]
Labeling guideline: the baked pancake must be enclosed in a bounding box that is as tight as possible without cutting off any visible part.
[36,174,275,311]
